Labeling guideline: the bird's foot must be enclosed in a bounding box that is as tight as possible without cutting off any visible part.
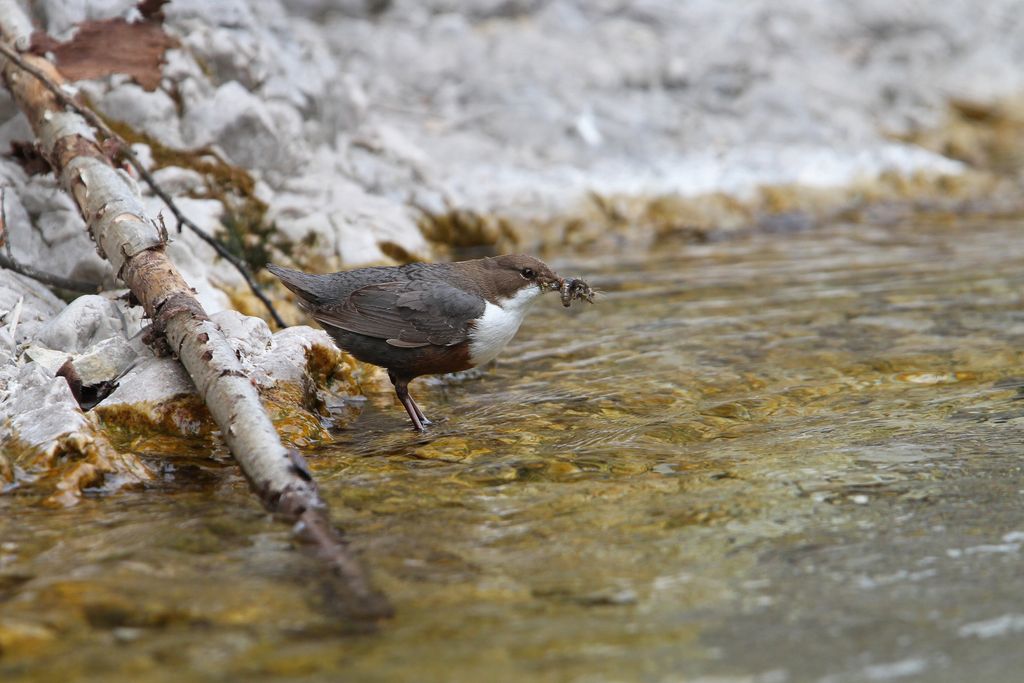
[407,411,426,432]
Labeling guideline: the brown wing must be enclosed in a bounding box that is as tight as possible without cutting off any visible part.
[311,280,486,348]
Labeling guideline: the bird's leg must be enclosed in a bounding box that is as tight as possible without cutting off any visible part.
[408,395,432,426]
[390,372,425,431]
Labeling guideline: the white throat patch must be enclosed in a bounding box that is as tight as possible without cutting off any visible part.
[468,285,541,365]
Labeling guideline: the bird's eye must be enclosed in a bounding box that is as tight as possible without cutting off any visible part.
[521,268,536,279]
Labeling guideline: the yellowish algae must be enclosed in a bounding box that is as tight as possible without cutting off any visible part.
[2,428,152,508]
[420,166,1024,260]
[900,96,1024,177]
[101,337,357,426]
[6,215,1024,680]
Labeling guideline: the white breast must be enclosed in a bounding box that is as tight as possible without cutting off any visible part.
[468,285,541,365]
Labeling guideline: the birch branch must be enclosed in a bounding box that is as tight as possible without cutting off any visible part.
[0,38,288,329]
[0,8,391,620]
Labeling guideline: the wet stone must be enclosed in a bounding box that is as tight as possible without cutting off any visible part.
[0,619,55,658]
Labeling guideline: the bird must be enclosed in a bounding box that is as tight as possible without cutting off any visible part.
[267,254,577,430]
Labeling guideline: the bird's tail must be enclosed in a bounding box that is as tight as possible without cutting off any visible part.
[266,263,326,305]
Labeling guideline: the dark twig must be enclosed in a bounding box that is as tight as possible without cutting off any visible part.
[0,40,288,328]
[0,253,101,293]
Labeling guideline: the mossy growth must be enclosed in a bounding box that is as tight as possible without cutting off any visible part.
[303,339,359,398]
[418,207,519,258]
[898,97,1024,177]
[258,382,332,449]
[2,430,151,507]
[437,164,1024,262]
[96,384,337,451]
[95,395,217,441]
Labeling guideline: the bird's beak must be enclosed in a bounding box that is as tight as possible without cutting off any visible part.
[543,275,564,292]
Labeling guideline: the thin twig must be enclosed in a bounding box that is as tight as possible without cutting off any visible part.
[0,40,288,328]
[0,188,10,260]
[0,252,101,292]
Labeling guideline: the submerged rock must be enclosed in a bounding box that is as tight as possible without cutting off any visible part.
[0,361,152,507]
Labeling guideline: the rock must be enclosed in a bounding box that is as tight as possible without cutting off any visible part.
[0,270,66,356]
[97,355,194,409]
[0,96,33,152]
[1,362,84,447]
[181,81,307,177]
[0,288,154,504]
[254,324,358,404]
[0,618,56,658]
[5,174,114,287]
[55,336,137,388]
[211,309,273,358]
[0,362,151,504]
[94,315,359,445]
[20,344,70,376]
[148,166,207,196]
[270,169,429,266]
[33,295,142,354]
[92,81,185,147]
[92,355,209,437]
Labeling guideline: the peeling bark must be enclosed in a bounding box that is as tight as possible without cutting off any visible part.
[30,14,175,92]
[0,7,391,619]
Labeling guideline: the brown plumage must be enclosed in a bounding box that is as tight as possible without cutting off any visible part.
[268,254,565,430]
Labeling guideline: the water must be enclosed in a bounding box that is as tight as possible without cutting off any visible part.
[5,218,1024,681]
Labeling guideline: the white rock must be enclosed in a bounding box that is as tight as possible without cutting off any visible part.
[211,309,272,359]
[97,317,349,417]
[22,335,137,388]
[21,344,71,376]
[67,336,139,386]
[255,325,341,388]
[93,82,185,148]
[181,81,306,176]
[148,167,207,196]
[9,175,113,286]
[0,270,65,354]
[97,354,193,408]
[270,173,428,266]
[34,295,142,354]
[34,0,138,38]
[0,361,89,453]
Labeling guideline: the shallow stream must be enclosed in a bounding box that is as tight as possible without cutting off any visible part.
[4,218,1024,682]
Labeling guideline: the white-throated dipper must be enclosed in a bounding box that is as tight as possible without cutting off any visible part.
[267,255,593,430]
